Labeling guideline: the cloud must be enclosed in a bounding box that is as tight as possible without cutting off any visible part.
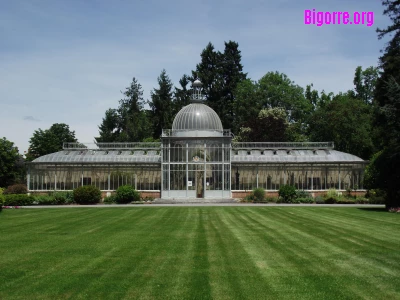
[23,116,41,122]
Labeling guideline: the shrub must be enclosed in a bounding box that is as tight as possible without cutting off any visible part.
[252,188,266,202]
[3,184,27,195]
[336,198,355,204]
[297,197,314,204]
[324,188,340,204]
[73,186,101,204]
[266,196,278,203]
[33,195,57,205]
[0,194,4,212]
[368,196,385,204]
[278,185,297,203]
[103,195,117,204]
[296,190,311,198]
[315,196,324,204]
[115,185,140,204]
[355,197,369,204]
[52,191,74,204]
[366,189,386,204]
[265,197,278,203]
[242,194,255,202]
[4,194,34,206]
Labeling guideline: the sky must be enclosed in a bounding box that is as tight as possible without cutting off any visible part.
[0,0,391,154]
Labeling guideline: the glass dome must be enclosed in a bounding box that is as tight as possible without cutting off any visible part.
[171,103,223,137]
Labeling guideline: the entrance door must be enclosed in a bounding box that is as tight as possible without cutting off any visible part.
[196,170,204,198]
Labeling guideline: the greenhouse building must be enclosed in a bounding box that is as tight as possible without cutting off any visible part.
[27,80,368,199]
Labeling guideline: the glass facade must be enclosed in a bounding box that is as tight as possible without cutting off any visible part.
[161,139,231,198]
[231,164,365,191]
[28,164,161,191]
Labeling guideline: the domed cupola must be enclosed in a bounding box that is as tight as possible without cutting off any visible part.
[171,79,223,137]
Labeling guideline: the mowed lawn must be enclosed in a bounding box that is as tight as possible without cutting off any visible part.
[0,207,399,300]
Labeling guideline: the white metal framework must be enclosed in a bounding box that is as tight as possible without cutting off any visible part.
[27,80,368,196]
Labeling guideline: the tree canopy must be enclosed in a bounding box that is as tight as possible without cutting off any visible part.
[148,69,174,139]
[366,0,400,208]
[192,41,246,130]
[0,137,25,187]
[26,123,77,161]
[308,92,374,160]
[234,107,289,142]
[96,77,151,142]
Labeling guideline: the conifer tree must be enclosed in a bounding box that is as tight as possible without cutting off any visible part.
[149,69,174,138]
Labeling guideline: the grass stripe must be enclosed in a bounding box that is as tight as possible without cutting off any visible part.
[0,207,399,299]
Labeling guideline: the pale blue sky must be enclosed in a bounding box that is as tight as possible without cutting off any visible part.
[0,0,390,154]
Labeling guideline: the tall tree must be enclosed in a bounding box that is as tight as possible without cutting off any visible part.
[0,137,25,187]
[26,123,77,161]
[233,79,260,133]
[234,107,289,142]
[257,72,312,123]
[234,72,312,140]
[149,69,174,138]
[173,74,192,116]
[353,66,379,104]
[118,77,151,142]
[96,77,152,143]
[192,41,246,130]
[308,92,374,160]
[219,41,247,129]
[97,109,120,143]
[374,0,400,146]
[369,0,400,208]
[305,84,320,109]
[192,42,223,108]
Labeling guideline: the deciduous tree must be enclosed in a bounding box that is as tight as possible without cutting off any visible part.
[308,92,374,160]
[234,107,289,142]
[26,123,77,161]
[0,137,25,187]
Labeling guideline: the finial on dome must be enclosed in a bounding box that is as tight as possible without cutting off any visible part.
[193,79,202,87]
[191,79,204,103]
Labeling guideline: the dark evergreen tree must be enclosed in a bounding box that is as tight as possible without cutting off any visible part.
[118,77,150,142]
[96,77,152,143]
[375,0,400,147]
[220,41,247,130]
[192,41,246,130]
[368,0,400,208]
[149,69,174,138]
[173,74,192,116]
[192,42,223,108]
[97,108,120,143]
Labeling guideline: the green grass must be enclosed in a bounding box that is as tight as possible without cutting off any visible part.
[0,207,399,299]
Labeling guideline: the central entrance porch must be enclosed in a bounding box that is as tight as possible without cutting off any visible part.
[161,138,231,199]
